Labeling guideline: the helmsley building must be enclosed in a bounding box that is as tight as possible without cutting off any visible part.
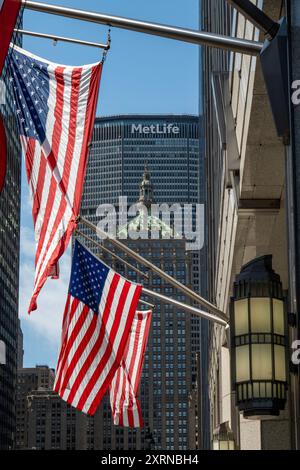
[201,0,300,450]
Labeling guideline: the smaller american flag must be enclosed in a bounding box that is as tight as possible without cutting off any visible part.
[54,240,142,416]
[110,310,152,428]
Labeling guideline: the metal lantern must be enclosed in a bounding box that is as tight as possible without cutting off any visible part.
[213,422,235,450]
[231,255,288,418]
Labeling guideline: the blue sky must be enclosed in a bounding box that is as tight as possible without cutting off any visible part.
[19,0,200,368]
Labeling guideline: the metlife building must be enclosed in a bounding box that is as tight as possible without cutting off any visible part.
[81,115,203,210]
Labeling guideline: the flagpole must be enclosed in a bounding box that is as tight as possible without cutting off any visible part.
[14,29,110,50]
[75,229,228,327]
[142,288,228,327]
[75,229,149,280]
[78,216,228,323]
[22,0,263,56]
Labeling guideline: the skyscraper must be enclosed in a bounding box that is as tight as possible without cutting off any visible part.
[0,32,22,449]
[201,0,299,450]
[78,115,206,448]
[94,168,195,450]
[16,366,55,449]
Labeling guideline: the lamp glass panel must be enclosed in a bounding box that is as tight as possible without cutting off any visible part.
[213,441,219,450]
[219,441,229,451]
[253,382,260,397]
[234,299,249,335]
[273,299,285,335]
[252,344,272,380]
[250,298,271,333]
[275,345,286,382]
[229,441,235,450]
[236,346,250,382]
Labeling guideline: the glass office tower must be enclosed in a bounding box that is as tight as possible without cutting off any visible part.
[0,35,22,448]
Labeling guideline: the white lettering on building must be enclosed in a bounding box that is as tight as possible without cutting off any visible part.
[131,123,180,135]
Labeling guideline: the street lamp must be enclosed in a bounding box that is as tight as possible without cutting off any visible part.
[212,422,235,450]
[230,256,288,418]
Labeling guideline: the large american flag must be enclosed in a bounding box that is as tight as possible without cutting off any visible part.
[54,240,143,416]
[8,45,102,313]
[110,310,152,428]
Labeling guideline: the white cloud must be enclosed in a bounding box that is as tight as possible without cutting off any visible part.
[20,225,36,260]
[19,249,71,346]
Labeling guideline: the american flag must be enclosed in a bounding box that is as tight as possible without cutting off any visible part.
[8,45,102,313]
[110,310,152,428]
[54,240,143,416]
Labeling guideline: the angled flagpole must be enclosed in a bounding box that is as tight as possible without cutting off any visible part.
[22,0,263,55]
[14,28,110,50]
[142,288,228,327]
[75,228,148,280]
[78,216,228,324]
[76,225,228,327]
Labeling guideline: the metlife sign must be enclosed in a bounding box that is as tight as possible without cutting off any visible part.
[131,123,180,135]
